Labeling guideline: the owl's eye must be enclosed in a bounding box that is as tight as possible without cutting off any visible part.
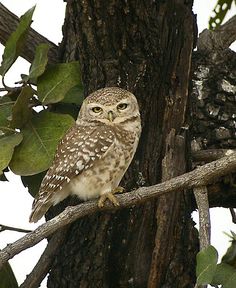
[92,107,102,113]
[117,103,128,110]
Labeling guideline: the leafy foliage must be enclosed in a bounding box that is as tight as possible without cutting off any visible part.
[11,86,34,128]
[222,231,236,268]
[0,133,23,174]
[0,262,18,288]
[9,111,74,175]
[212,263,236,287]
[63,84,84,105]
[196,245,218,285]
[0,21,82,176]
[0,96,14,127]
[37,62,81,104]
[0,6,83,182]
[0,6,35,76]
[21,171,46,197]
[196,243,236,287]
[209,0,235,30]
[28,43,50,81]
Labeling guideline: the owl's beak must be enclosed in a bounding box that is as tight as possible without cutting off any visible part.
[107,111,115,122]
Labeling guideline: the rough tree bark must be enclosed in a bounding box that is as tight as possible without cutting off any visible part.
[191,38,236,207]
[47,1,198,287]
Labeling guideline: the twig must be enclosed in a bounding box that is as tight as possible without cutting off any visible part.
[229,208,236,224]
[20,227,69,288]
[192,149,235,163]
[0,87,8,92]
[0,152,236,269]
[1,76,12,91]
[0,224,32,233]
[0,3,58,64]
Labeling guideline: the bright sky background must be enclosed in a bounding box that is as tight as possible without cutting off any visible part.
[0,1,235,287]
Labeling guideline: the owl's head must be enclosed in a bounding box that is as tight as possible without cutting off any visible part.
[78,87,140,126]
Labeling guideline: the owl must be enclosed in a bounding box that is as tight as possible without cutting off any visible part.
[29,87,141,223]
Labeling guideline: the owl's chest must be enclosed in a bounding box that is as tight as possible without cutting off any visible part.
[68,139,130,200]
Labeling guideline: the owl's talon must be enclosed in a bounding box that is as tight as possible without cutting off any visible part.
[98,192,120,208]
[113,186,125,194]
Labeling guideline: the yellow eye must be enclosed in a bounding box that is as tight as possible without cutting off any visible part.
[117,103,128,110]
[92,107,102,113]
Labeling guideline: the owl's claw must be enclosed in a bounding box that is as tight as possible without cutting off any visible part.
[98,186,125,208]
[113,186,125,194]
[98,193,119,208]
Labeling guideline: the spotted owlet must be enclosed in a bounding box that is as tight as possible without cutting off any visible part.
[29,87,141,223]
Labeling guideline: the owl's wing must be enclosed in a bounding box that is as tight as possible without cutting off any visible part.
[29,124,115,222]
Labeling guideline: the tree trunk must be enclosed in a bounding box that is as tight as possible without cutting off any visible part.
[47,1,198,287]
[190,47,236,207]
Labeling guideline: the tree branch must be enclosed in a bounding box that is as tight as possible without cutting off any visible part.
[194,185,210,288]
[0,152,236,269]
[192,145,211,256]
[20,227,68,288]
[197,15,236,52]
[0,224,32,233]
[193,186,211,250]
[229,208,236,224]
[217,15,236,49]
[192,149,235,163]
[0,4,58,64]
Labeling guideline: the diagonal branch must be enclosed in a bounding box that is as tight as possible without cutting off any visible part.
[217,15,236,49]
[20,227,68,288]
[198,15,236,52]
[192,149,235,162]
[0,3,58,64]
[0,224,32,233]
[0,151,236,269]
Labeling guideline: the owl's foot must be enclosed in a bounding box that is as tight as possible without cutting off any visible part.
[113,186,125,194]
[98,186,124,208]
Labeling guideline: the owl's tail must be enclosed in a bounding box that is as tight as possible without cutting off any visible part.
[29,198,52,223]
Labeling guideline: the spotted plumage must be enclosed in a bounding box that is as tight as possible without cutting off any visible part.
[29,87,141,222]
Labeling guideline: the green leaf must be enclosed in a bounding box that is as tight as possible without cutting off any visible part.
[0,173,8,181]
[21,171,46,197]
[29,43,50,81]
[0,167,9,181]
[0,96,14,127]
[0,262,18,288]
[62,84,84,105]
[223,271,236,288]
[0,172,8,181]
[209,0,233,30]
[11,86,34,128]
[10,110,74,175]
[51,103,80,121]
[196,245,218,285]
[37,62,82,105]
[212,263,236,286]
[0,6,36,76]
[0,133,23,175]
[222,239,236,268]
